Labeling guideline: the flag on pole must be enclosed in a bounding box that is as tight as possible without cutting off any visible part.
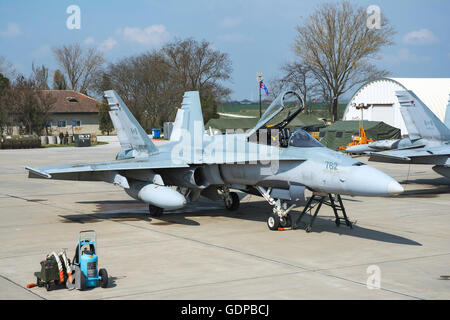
[260,81,269,95]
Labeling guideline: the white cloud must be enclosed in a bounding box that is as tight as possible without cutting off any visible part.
[219,17,242,29]
[403,28,438,45]
[381,48,432,64]
[0,23,22,37]
[84,37,95,45]
[98,38,117,53]
[120,25,170,47]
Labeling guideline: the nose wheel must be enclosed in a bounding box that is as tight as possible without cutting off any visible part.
[255,186,296,231]
[267,212,292,230]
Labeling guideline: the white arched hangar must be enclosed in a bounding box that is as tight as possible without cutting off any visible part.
[342,78,450,135]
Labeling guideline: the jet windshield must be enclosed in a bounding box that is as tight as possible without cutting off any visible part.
[289,130,324,148]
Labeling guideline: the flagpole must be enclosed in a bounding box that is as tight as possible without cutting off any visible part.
[256,72,263,119]
[259,81,262,119]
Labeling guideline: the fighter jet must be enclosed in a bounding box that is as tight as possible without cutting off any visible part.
[345,95,450,154]
[368,91,450,179]
[25,90,403,231]
[347,93,450,155]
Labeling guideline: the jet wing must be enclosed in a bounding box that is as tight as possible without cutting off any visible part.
[25,158,189,179]
[369,147,450,163]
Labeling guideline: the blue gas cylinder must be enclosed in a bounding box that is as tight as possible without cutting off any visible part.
[80,253,98,287]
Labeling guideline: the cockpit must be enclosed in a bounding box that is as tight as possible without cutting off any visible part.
[289,130,324,148]
[247,90,324,148]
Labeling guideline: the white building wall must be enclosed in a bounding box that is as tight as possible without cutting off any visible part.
[342,78,450,136]
[342,79,407,134]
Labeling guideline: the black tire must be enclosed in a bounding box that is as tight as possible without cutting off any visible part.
[45,282,51,291]
[148,204,163,217]
[225,192,239,211]
[267,212,281,230]
[80,271,86,291]
[99,268,108,288]
[280,215,292,228]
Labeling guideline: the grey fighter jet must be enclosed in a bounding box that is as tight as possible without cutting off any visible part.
[25,90,403,231]
[368,91,450,179]
[346,93,450,155]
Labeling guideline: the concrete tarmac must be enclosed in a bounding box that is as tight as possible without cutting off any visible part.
[0,141,449,300]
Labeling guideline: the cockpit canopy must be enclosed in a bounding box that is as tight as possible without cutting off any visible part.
[289,130,324,148]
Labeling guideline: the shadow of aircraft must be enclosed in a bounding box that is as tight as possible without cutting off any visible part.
[57,194,422,246]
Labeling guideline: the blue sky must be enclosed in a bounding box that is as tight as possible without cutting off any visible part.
[0,0,449,101]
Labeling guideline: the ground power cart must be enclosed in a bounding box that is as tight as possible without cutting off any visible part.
[72,230,108,290]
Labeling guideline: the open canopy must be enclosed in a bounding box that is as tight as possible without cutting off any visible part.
[246,90,304,137]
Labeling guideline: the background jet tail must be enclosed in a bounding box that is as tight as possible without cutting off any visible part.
[396,90,450,141]
[104,90,158,157]
[170,91,205,141]
[445,94,450,129]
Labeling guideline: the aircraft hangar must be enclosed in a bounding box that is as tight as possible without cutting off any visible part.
[342,78,450,135]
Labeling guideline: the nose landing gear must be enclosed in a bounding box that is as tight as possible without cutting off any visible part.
[255,186,296,231]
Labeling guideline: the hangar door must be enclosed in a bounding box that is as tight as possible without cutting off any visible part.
[371,105,394,127]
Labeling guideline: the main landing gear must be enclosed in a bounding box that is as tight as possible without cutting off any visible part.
[148,204,163,217]
[220,186,240,211]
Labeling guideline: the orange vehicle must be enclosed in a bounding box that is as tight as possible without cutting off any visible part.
[339,125,373,151]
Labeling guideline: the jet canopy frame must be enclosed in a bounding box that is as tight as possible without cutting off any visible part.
[246,90,305,138]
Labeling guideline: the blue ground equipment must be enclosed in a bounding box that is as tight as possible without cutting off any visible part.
[73,230,108,290]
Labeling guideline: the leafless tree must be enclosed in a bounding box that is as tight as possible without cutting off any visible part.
[7,75,55,135]
[53,43,105,94]
[53,69,67,90]
[0,56,16,78]
[271,61,322,114]
[31,63,49,89]
[162,38,232,122]
[293,1,395,121]
[96,38,232,128]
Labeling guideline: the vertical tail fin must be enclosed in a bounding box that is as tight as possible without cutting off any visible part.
[396,90,450,141]
[445,94,450,129]
[170,91,205,141]
[104,90,158,157]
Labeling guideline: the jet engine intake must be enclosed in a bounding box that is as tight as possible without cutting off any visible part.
[162,167,210,189]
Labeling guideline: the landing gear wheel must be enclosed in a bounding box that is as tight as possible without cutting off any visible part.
[99,268,108,288]
[45,282,51,291]
[280,215,292,228]
[267,212,281,231]
[225,192,240,211]
[148,205,163,217]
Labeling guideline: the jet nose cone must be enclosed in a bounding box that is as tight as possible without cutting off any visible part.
[387,180,404,195]
[344,164,404,197]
